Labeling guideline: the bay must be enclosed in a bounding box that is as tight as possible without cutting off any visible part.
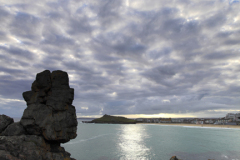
[62,120,240,160]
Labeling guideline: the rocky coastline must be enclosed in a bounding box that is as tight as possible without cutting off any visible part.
[0,70,78,160]
[0,70,198,160]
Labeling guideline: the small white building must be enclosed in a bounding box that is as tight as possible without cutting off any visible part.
[235,113,240,124]
[136,118,143,122]
[190,119,198,124]
[147,119,152,123]
[204,119,216,124]
[160,118,171,123]
[171,119,184,123]
[196,119,204,124]
[226,113,236,121]
[218,118,230,124]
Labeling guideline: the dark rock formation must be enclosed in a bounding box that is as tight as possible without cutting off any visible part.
[170,156,181,160]
[0,115,13,133]
[0,70,78,160]
[21,70,77,143]
[0,135,74,160]
[1,122,26,136]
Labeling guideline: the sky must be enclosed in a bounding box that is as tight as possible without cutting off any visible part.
[0,0,240,119]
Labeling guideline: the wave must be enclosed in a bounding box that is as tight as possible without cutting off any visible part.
[183,126,240,130]
[141,124,182,127]
[140,123,240,130]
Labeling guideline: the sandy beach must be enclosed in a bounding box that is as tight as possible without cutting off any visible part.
[138,123,240,129]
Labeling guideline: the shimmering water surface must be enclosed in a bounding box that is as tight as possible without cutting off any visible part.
[62,120,240,160]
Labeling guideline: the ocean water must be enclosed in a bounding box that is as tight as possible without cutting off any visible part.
[62,120,240,160]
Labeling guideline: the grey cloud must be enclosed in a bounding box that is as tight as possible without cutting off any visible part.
[61,58,93,72]
[0,53,29,67]
[147,47,172,60]
[46,12,63,21]
[10,12,41,40]
[67,16,92,35]
[0,46,35,61]
[0,0,240,118]
[93,54,120,62]
[0,79,32,99]
[142,64,179,87]
[93,33,146,59]
[224,39,240,45]
[41,29,75,47]
[96,0,123,27]
[203,12,226,29]
[0,7,11,22]
[203,51,239,60]
[0,100,26,117]
[0,31,8,41]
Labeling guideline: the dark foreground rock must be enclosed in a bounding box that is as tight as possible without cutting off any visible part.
[21,70,77,143]
[0,135,74,160]
[0,115,13,133]
[0,122,26,136]
[170,156,181,160]
[0,70,78,160]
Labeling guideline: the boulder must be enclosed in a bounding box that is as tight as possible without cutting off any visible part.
[0,135,75,160]
[31,70,51,92]
[0,115,14,133]
[170,156,180,160]
[1,122,26,136]
[51,70,70,89]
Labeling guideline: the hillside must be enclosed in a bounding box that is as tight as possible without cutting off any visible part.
[89,114,137,124]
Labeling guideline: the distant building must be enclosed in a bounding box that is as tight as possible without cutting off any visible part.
[183,119,192,123]
[235,113,240,124]
[136,118,143,122]
[160,118,172,123]
[204,119,216,124]
[171,118,184,123]
[142,119,149,123]
[153,118,160,123]
[218,117,230,124]
[226,113,236,121]
[196,119,204,124]
[190,119,198,124]
[147,119,153,123]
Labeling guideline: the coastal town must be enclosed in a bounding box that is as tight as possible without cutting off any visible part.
[135,112,240,125]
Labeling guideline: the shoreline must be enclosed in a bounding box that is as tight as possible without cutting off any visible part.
[138,123,240,129]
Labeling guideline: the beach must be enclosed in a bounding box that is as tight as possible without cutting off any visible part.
[138,123,240,129]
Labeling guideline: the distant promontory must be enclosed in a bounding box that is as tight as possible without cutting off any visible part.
[84,114,137,124]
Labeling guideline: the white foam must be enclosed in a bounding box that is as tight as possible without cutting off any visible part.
[141,124,183,127]
[183,126,240,130]
[140,124,240,130]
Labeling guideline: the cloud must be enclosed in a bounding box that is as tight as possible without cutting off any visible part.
[0,0,240,118]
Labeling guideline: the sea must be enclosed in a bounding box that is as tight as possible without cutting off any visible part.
[61,119,240,160]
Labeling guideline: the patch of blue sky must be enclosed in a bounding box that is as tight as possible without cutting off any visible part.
[229,0,239,4]
[76,3,88,12]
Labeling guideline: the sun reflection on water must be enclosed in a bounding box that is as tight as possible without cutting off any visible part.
[118,125,152,160]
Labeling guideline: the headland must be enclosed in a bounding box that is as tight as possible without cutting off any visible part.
[83,114,137,124]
